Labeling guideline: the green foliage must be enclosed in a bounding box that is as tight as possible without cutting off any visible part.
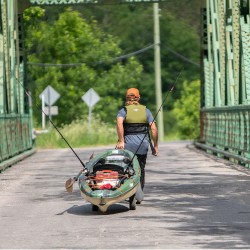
[172,80,200,139]
[23,6,45,21]
[24,7,143,126]
[35,117,117,148]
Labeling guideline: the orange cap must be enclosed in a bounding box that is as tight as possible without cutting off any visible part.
[126,88,140,98]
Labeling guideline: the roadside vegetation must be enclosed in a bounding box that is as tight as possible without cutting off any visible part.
[35,115,182,148]
[35,117,117,149]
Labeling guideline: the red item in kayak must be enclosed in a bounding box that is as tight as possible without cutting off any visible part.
[99,183,113,190]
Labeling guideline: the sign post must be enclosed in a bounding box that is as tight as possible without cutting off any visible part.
[39,85,60,128]
[81,88,100,129]
[41,94,45,129]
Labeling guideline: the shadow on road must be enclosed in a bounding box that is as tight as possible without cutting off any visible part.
[56,203,129,216]
[141,166,250,249]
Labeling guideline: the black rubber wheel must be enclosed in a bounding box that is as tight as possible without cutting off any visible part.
[129,194,136,210]
[92,204,99,211]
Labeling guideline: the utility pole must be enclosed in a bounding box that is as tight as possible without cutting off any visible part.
[154,3,164,141]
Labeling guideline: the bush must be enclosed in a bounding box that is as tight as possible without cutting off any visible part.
[172,80,200,139]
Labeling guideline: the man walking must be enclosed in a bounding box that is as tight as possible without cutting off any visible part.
[116,88,158,195]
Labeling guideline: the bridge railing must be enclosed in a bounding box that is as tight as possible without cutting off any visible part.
[0,115,33,163]
[196,106,250,167]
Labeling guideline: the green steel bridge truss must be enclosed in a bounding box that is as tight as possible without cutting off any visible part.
[29,0,168,4]
[0,0,250,168]
[0,0,33,169]
[198,0,250,166]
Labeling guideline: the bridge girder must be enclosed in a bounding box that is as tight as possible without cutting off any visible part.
[200,0,250,166]
[29,0,168,5]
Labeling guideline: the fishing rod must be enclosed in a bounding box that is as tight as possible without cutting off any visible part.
[128,67,184,166]
[13,73,88,171]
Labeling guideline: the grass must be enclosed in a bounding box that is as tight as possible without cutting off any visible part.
[35,118,117,149]
[35,118,181,149]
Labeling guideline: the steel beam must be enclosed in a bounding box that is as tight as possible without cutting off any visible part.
[29,0,168,5]
[231,0,240,105]
[200,0,250,166]
[240,15,250,105]
[0,0,33,164]
[203,0,250,106]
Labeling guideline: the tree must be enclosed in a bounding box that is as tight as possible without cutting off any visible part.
[172,80,200,139]
[24,7,143,126]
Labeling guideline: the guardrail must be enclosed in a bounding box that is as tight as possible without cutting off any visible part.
[0,114,33,163]
[196,106,250,167]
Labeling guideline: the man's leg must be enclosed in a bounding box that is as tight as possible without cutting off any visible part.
[136,154,147,190]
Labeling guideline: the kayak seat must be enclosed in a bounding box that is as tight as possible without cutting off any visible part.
[93,163,125,175]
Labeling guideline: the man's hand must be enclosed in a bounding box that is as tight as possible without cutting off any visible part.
[149,121,158,156]
[153,146,159,156]
[116,141,125,149]
[152,145,158,156]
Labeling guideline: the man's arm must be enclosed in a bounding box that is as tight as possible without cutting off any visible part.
[116,116,125,149]
[149,121,158,156]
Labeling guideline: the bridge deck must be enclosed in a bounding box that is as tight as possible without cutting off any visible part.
[1,141,250,248]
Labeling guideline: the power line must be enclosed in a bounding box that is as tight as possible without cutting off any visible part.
[166,46,200,67]
[27,43,200,67]
[27,44,155,67]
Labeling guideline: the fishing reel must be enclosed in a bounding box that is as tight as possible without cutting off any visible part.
[123,157,131,164]
[125,166,135,176]
[73,167,89,181]
[82,168,89,176]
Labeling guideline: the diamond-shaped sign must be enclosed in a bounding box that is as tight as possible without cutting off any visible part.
[39,85,60,106]
[81,88,100,108]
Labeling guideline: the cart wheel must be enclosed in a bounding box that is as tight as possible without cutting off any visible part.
[129,194,136,210]
[92,204,99,211]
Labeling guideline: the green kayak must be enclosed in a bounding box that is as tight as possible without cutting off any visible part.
[78,149,141,212]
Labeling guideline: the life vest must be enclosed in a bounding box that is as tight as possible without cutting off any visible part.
[124,104,149,135]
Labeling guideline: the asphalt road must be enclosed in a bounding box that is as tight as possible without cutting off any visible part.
[1,141,250,249]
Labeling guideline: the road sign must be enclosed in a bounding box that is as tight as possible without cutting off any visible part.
[44,106,58,116]
[81,88,100,108]
[39,85,60,106]
[81,88,100,129]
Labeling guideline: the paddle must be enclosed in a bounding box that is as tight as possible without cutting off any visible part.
[65,152,94,192]
[65,170,83,193]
